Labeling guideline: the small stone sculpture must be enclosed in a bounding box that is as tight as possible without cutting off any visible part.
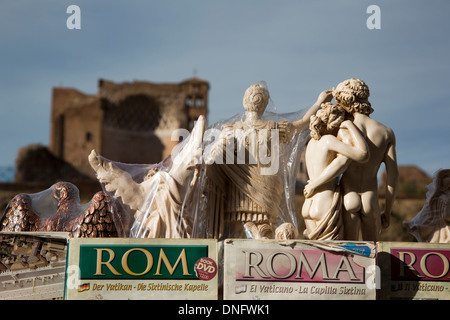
[204,83,333,239]
[0,182,121,237]
[274,222,299,240]
[404,169,450,243]
[302,78,399,241]
[88,115,206,238]
[302,102,369,240]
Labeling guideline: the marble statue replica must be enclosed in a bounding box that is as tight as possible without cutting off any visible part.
[204,83,333,240]
[302,78,399,241]
[404,169,450,243]
[0,181,122,237]
[84,82,337,241]
[88,115,206,238]
[302,103,369,240]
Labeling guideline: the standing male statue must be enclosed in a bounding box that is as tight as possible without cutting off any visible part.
[304,78,399,241]
[206,82,333,239]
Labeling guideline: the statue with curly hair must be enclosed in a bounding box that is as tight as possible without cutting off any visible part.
[302,103,369,240]
[304,78,399,241]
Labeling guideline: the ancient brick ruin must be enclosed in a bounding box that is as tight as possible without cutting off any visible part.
[17,77,209,182]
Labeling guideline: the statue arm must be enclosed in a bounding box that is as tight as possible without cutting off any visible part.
[327,121,369,163]
[291,90,333,131]
[304,154,350,198]
[304,121,369,198]
[381,136,399,228]
[330,120,370,163]
[204,124,233,164]
[169,115,205,196]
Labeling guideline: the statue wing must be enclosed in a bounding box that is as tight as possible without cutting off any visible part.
[0,194,41,232]
[68,191,118,237]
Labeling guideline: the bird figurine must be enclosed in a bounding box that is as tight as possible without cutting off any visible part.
[0,181,123,237]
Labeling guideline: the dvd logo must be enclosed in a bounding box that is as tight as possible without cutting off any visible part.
[194,257,217,281]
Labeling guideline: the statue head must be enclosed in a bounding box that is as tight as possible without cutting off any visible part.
[333,78,373,115]
[310,102,346,140]
[52,181,79,203]
[243,83,270,116]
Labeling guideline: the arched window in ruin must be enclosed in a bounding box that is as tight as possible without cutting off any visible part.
[103,95,161,132]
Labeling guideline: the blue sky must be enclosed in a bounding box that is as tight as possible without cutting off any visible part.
[0,1,449,177]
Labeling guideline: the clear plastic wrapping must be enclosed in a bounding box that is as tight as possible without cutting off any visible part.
[89,115,207,239]
[200,110,308,240]
[89,82,326,240]
[0,181,124,237]
[404,168,450,243]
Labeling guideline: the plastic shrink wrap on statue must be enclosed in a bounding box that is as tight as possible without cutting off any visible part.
[202,109,305,240]
[88,83,332,240]
[89,115,206,239]
[404,169,450,243]
[0,181,124,237]
[202,82,332,240]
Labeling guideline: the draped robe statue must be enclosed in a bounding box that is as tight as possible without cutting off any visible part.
[204,83,332,239]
